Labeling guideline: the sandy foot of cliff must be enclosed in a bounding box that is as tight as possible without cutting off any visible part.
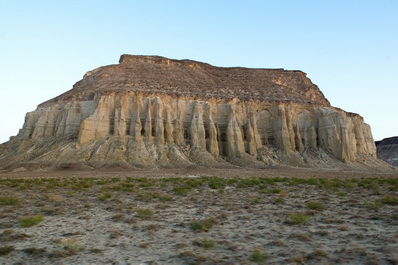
[0,168,397,265]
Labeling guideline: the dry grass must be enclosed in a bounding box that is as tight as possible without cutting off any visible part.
[0,173,397,264]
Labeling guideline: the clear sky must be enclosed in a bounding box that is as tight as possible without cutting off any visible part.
[0,0,397,143]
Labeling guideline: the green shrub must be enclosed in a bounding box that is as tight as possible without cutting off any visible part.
[272,198,285,204]
[136,208,154,218]
[173,186,191,196]
[250,248,268,262]
[19,215,44,228]
[0,196,21,205]
[267,188,281,194]
[250,197,261,204]
[306,201,324,210]
[190,217,217,232]
[199,238,216,249]
[378,195,398,205]
[364,200,383,210]
[98,192,112,201]
[288,213,310,225]
[237,178,261,188]
[207,177,225,189]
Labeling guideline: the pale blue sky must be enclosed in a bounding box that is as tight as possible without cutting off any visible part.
[1,0,397,143]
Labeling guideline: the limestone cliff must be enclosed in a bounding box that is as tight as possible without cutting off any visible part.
[0,55,388,170]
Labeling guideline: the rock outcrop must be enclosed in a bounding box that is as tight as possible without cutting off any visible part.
[376,137,398,168]
[0,55,388,171]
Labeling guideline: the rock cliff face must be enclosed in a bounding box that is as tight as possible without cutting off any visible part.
[0,55,387,170]
[376,137,398,168]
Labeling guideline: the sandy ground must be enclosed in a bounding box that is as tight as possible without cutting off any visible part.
[0,167,397,264]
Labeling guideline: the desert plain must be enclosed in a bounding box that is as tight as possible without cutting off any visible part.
[0,167,397,265]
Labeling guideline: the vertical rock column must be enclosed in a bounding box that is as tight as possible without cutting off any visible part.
[190,102,206,150]
[226,106,245,157]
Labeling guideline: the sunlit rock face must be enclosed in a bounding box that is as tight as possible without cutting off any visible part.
[0,55,387,170]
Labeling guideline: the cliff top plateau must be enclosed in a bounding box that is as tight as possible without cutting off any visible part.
[41,54,330,107]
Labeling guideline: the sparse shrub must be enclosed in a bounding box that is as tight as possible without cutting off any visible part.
[48,249,78,258]
[0,229,30,241]
[179,250,196,258]
[19,215,44,228]
[53,237,84,254]
[135,192,153,201]
[145,224,160,231]
[156,203,171,209]
[22,247,46,255]
[110,177,120,182]
[267,188,281,194]
[111,213,124,221]
[314,230,329,237]
[237,178,260,188]
[179,251,208,262]
[378,195,398,205]
[98,192,112,201]
[306,201,324,210]
[250,247,268,262]
[185,179,204,188]
[0,246,15,256]
[274,239,287,246]
[0,196,21,205]
[272,198,285,204]
[311,249,328,257]
[89,248,103,253]
[190,217,217,232]
[198,238,216,249]
[136,208,154,218]
[46,193,64,202]
[288,213,310,225]
[250,197,261,204]
[139,243,151,248]
[289,255,305,264]
[207,177,225,190]
[173,186,190,196]
[364,200,383,210]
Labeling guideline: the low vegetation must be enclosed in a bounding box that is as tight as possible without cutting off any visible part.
[198,238,216,249]
[190,217,218,232]
[250,247,268,262]
[0,174,397,264]
[135,208,154,219]
[306,200,324,210]
[0,196,21,205]
[19,215,44,228]
[288,213,310,225]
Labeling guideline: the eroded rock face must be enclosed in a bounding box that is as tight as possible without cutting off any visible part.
[0,55,388,170]
[376,137,398,168]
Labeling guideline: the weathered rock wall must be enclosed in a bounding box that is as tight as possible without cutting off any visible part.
[0,55,388,171]
[0,92,380,170]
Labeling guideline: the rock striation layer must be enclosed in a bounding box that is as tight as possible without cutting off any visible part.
[376,137,398,168]
[0,55,388,171]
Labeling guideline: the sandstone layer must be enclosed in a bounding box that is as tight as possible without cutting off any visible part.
[0,55,388,171]
[376,137,398,168]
